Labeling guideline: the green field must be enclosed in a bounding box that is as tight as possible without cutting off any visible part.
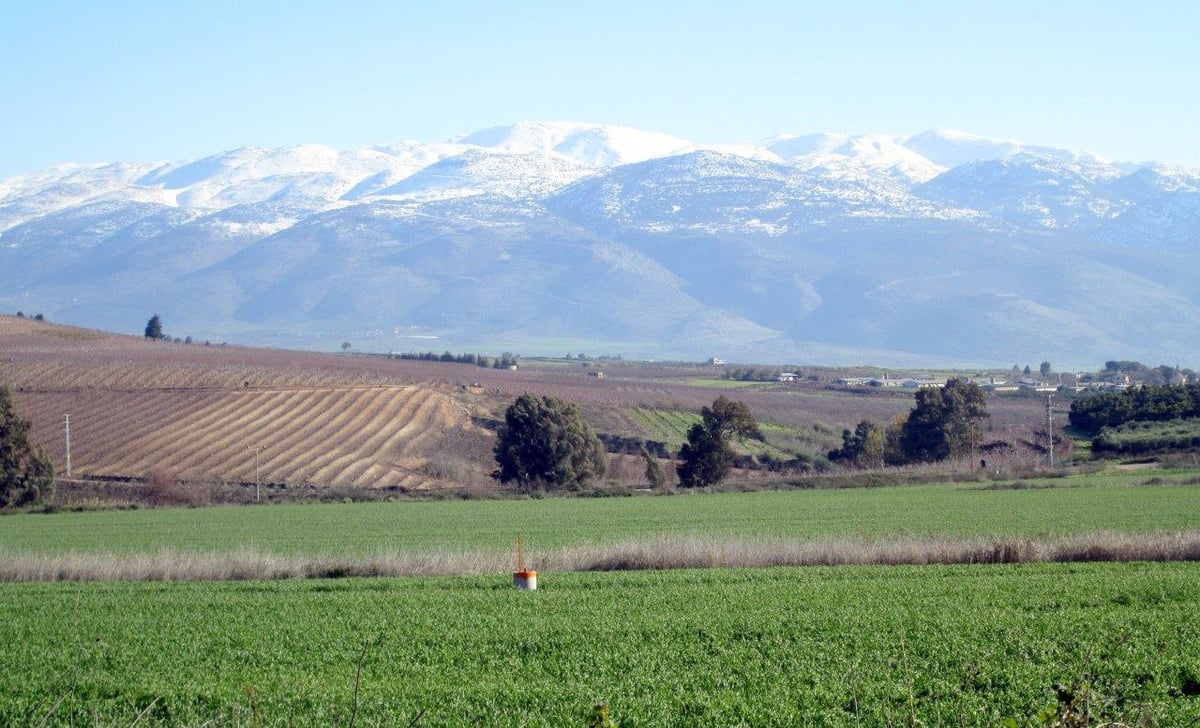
[2,475,1198,557]
[3,475,1199,725]
[629,407,701,448]
[1093,419,1200,455]
[682,378,766,389]
[1,563,1197,726]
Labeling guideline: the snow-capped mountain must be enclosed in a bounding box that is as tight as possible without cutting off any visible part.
[768,133,946,185]
[373,149,594,201]
[454,121,697,168]
[901,129,1104,169]
[2,121,1198,366]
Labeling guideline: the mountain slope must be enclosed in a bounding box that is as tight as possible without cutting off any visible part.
[1,122,1198,366]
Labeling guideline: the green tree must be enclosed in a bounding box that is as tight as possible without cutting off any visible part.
[641,445,666,488]
[144,314,164,340]
[0,385,56,507]
[677,396,762,488]
[883,413,909,466]
[898,379,989,463]
[1040,361,1052,379]
[493,394,606,490]
[829,419,884,468]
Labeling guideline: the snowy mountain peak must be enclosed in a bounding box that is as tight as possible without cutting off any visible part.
[3,121,1200,367]
[766,132,944,184]
[763,132,852,158]
[0,121,1190,238]
[373,149,593,201]
[454,121,695,168]
[903,129,1108,168]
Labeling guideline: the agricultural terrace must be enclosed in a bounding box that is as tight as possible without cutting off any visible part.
[2,315,1054,494]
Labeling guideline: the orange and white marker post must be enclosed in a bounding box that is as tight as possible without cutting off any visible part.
[512,531,537,590]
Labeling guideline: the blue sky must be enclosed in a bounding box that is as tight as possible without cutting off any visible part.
[2,1,1198,176]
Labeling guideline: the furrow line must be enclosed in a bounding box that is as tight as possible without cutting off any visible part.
[259,389,361,483]
[330,389,435,485]
[78,392,197,472]
[181,391,314,478]
[106,402,234,477]
[119,390,294,477]
[301,388,416,486]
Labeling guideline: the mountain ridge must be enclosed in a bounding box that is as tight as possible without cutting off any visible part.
[2,121,1198,367]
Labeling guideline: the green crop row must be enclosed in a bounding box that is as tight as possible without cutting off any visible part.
[1,563,1197,726]
[3,477,1199,557]
[629,407,702,448]
[630,407,832,459]
[1093,419,1200,455]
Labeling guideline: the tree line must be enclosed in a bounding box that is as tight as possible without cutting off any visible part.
[492,393,765,491]
[1069,383,1200,436]
[493,379,991,491]
[1095,361,1196,386]
[828,379,988,468]
[1091,419,1200,456]
[392,350,520,369]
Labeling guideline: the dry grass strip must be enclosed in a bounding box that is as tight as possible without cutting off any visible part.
[2,532,1198,583]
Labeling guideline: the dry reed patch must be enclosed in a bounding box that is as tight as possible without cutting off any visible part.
[2,532,1197,583]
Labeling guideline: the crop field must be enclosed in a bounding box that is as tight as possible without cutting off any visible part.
[2,311,1198,728]
[1093,419,1200,456]
[2,474,1197,557]
[2,563,1198,726]
[629,407,701,448]
[2,315,1060,492]
[19,385,484,490]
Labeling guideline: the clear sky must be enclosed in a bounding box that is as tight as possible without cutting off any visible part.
[2,1,1198,177]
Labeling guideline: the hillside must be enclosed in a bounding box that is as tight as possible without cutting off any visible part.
[2,316,1055,494]
[0,316,493,491]
[2,122,1198,367]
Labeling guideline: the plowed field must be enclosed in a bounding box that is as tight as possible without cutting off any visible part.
[1,317,487,489]
[18,386,474,489]
[2,314,1052,491]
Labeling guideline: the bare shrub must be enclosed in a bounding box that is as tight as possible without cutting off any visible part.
[142,468,201,507]
[604,453,645,487]
[421,455,485,485]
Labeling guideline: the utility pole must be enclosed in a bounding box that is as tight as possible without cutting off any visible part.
[63,414,71,477]
[1046,394,1054,470]
[248,445,263,502]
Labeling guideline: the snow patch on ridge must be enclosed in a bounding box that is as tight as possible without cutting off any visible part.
[456,121,696,168]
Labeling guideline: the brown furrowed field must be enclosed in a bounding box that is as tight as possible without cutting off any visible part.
[19,385,479,489]
[1,316,500,491]
[2,315,1052,494]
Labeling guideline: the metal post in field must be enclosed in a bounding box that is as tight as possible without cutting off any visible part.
[1046,395,1054,470]
[63,414,71,477]
[248,445,263,501]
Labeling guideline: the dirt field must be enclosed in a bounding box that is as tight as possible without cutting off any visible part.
[2,316,498,490]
